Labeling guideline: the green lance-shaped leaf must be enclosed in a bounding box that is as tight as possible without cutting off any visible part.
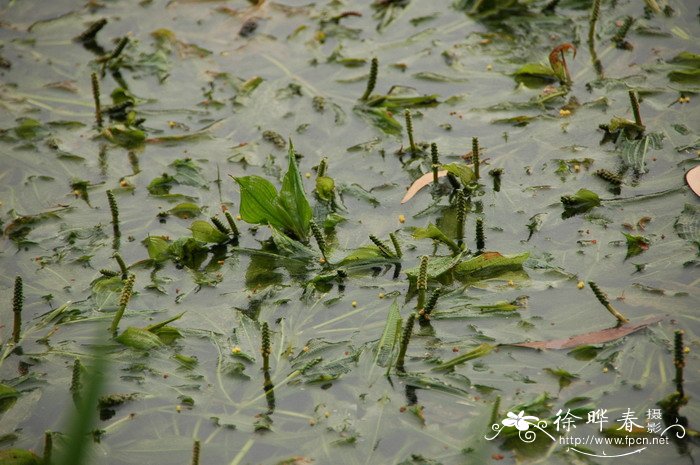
[432,343,494,371]
[278,140,312,240]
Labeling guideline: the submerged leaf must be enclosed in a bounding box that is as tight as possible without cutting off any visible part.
[454,252,529,282]
[509,316,663,349]
[190,220,229,244]
[622,232,650,258]
[116,327,165,350]
[432,343,493,371]
[674,203,700,249]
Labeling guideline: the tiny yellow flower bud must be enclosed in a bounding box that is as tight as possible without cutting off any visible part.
[577,281,585,289]
[398,214,406,223]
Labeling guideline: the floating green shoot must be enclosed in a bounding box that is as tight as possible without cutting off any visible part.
[588,281,628,324]
[396,313,415,373]
[91,73,102,128]
[261,322,271,371]
[110,274,136,333]
[12,276,23,344]
[107,190,120,239]
[405,110,416,155]
[361,57,378,101]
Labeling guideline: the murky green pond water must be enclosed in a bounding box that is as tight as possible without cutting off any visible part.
[1,0,698,464]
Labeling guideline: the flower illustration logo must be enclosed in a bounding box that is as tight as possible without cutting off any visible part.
[501,411,540,431]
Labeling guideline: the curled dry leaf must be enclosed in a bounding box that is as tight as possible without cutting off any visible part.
[401,170,447,204]
[507,315,663,350]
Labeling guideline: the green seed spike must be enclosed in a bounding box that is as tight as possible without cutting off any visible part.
[110,274,136,334]
[106,190,120,239]
[99,269,119,277]
[12,276,23,344]
[263,369,275,413]
[70,359,83,405]
[369,234,394,258]
[419,289,440,324]
[108,36,129,62]
[456,190,466,247]
[317,157,328,178]
[113,252,128,279]
[261,322,271,371]
[446,172,461,190]
[471,137,480,180]
[44,431,53,465]
[210,215,230,235]
[405,110,416,155]
[612,16,634,49]
[595,169,622,185]
[674,330,685,399]
[191,440,200,465]
[361,57,378,101]
[224,211,240,237]
[128,151,140,174]
[489,168,503,192]
[396,313,415,373]
[91,72,102,128]
[75,18,108,43]
[417,256,428,311]
[310,219,327,261]
[475,218,485,253]
[588,0,601,46]
[431,143,440,184]
[628,90,643,128]
[588,281,629,324]
[389,232,402,258]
